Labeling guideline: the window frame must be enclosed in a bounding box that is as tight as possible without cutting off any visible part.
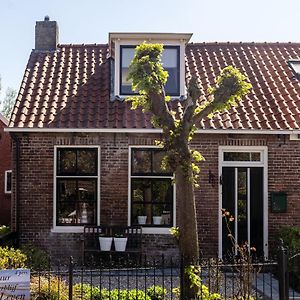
[119,45,180,96]
[4,170,12,194]
[52,146,100,233]
[128,146,176,234]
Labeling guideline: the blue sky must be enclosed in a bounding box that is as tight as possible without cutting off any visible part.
[0,0,299,97]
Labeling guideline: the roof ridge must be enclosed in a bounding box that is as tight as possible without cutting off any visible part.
[188,41,300,46]
[58,43,108,48]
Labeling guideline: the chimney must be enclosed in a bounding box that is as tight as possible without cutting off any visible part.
[35,16,59,51]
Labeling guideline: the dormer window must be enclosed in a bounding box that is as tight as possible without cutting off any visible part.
[120,46,180,96]
[110,32,192,99]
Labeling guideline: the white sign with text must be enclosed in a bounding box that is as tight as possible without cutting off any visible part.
[0,269,30,300]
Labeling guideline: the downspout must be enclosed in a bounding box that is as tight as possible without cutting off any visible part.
[11,133,20,246]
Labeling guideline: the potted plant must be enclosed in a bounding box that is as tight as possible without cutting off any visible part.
[152,206,163,225]
[99,234,113,251]
[136,206,147,225]
[113,234,128,252]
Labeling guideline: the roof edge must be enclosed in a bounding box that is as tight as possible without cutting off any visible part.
[4,127,299,135]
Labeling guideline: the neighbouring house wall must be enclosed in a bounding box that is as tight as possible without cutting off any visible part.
[0,121,11,225]
[11,132,300,260]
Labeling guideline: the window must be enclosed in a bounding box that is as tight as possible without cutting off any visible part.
[120,46,180,96]
[55,148,99,226]
[288,60,300,81]
[130,148,174,227]
[223,152,261,162]
[4,170,12,194]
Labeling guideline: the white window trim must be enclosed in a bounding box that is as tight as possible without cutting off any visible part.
[114,39,186,98]
[4,170,12,194]
[218,146,268,258]
[52,145,101,233]
[128,145,176,234]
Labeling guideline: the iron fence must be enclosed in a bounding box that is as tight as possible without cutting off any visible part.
[30,250,300,300]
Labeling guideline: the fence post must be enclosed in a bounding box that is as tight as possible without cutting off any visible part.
[277,239,289,300]
[69,256,74,300]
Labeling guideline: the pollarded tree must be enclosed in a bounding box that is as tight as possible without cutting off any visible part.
[127,43,251,299]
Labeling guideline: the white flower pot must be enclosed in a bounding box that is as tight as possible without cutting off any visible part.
[138,215,147,225]
[114,237,128,252]
[99,237,113,251]
[153,216,162,225]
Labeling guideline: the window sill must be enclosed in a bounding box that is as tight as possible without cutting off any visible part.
[140,227,171,235]
[51,226,84,233]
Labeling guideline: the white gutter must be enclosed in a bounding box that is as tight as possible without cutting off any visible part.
[4,127,299,135]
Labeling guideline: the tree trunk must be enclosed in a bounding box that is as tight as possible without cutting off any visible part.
[176,164,199,299]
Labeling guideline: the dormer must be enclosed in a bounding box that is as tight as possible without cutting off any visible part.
[109,32,192,100]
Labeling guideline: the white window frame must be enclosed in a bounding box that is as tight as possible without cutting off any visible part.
[114,39,186,98]
[52,145,101,233]
[218,146,268,258]
[128,145,176,234]
[4,170,12,194]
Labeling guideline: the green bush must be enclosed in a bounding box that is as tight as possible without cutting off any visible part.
[21,244,50,270]
[72,285,151,300]
[280,226,300,292]
[147,285,166,300]
[31,276,69,300]
[279,226,300,252]
[0,225,10,235]
[0,246,27,269]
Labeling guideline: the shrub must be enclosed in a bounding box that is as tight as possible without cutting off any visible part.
[280,226,300,292]
[72,286,151,300]
[146,285,166,300]
[31,276,69,300]
[0,225,10,235]
[279,226,300,252]
[21,244,50,270]
[0,246,27,269]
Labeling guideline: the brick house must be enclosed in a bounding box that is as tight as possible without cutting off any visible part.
[0,113,11,226]
[6,17,300,259]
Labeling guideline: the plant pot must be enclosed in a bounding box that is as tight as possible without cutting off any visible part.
[153,216,162,225]
[99,237,113,251]
[138,216,147,225]
[114,237,128,252]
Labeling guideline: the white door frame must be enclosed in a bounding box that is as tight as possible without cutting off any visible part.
[218,146,268,258]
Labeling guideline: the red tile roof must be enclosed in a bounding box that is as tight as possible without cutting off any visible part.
[9,42,300,131]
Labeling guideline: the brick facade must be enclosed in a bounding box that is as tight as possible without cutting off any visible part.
[0,119,11,225]
[11,132,300,260]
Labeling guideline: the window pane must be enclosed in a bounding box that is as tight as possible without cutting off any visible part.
[224,152,250,161]
[152,151,172,174]
[251,152,261,161]
[132,179,151,202]
[57,180,77,202]
[162,48,179,95]
[152,180,173,203]
[78,149,97,175]
[132,150,151,174]
[6,171,12,192]
[58,150,76,174]
[224,152,261,162]
[121,47,135,94]
[57,202,77,224]
[78,180,97,202]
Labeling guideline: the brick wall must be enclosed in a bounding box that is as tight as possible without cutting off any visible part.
[11,132,300,260]
[0,120,11,225]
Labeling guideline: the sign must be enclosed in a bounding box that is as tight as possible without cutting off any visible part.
[0,269,30,300]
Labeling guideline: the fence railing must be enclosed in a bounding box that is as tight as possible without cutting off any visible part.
[30,247,300,300]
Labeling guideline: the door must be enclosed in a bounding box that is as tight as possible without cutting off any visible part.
[222,167,264,257]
